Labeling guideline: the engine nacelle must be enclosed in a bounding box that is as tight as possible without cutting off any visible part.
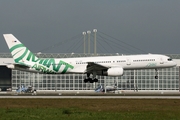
[102,67,124,76]
[107,67,124,76]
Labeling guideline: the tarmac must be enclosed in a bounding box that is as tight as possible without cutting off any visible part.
[1,95,180,99]
[0,90,180,99]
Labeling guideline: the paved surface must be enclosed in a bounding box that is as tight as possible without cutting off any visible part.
[1,91,180,99]
[1,96,180,99]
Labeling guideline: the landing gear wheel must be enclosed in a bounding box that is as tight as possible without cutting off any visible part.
[155,76,158,79]
[94,78,98,82]
[155,69,158,79]
[84,79,88,83]
[89,78,93,83]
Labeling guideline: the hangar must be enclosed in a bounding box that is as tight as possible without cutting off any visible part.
[0,53,180,92]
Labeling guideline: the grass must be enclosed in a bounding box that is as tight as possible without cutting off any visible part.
[0,99,180,120]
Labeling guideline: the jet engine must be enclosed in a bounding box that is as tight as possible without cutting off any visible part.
[101,67,124,76]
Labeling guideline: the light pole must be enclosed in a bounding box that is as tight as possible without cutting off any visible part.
[93,29,97,56]
[87,31,91,54]
[82,32,86,54]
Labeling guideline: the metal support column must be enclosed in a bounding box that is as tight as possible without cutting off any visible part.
[82,32,86,54]
[93,29,97,56]
[87,31,91,54]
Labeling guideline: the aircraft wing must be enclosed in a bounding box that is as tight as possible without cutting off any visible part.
[86,62,109,73]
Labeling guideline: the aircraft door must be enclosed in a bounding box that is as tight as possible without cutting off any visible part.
[126,58,131,65]
[160,57,164,64]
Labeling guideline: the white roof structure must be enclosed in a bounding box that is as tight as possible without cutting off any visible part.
[0,58,14,65]
[0,53,180,66]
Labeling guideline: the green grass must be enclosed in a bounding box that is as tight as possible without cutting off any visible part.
[0,99,180,120]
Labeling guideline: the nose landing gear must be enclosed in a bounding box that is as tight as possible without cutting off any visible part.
[155,69,158,79]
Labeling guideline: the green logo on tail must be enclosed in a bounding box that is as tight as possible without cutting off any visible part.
[10,44,74,74]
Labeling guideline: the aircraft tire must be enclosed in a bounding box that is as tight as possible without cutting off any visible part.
[84,79,88,83]
[94,78,98,82]
[89,78,94,83]
[155,76,158,79]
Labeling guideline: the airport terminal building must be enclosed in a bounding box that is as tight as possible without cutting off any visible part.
[0,53,180,92]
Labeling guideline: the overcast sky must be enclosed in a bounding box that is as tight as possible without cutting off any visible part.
[0,0,180,54]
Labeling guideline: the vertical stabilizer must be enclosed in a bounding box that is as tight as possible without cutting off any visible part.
[3,34,38,65]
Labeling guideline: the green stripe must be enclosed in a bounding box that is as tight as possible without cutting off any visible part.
[15,48,28,63]
[12,49,23,57]
[26,52,37,62]
[62,67,68,74]
[10,44,24,53]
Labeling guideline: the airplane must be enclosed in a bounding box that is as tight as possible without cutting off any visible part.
[95,85,104,92]
[16,85,34,93]
[95,85,117,93]
[3,34,177,83]
[95,80,117,92]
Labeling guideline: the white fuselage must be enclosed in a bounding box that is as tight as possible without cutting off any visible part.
[40,54,176,74]
[9,54,176,76]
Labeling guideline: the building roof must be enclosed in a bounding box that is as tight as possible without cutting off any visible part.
[0,53,180,58]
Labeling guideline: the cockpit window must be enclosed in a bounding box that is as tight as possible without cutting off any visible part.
[167,58,172,61]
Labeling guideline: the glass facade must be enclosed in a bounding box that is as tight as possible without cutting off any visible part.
[1,53,179,91]
[11,67,179,91]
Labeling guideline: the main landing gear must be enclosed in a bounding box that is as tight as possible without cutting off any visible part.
[84,78,98,83]
[84,73,98,83]
[155,69,158,79]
